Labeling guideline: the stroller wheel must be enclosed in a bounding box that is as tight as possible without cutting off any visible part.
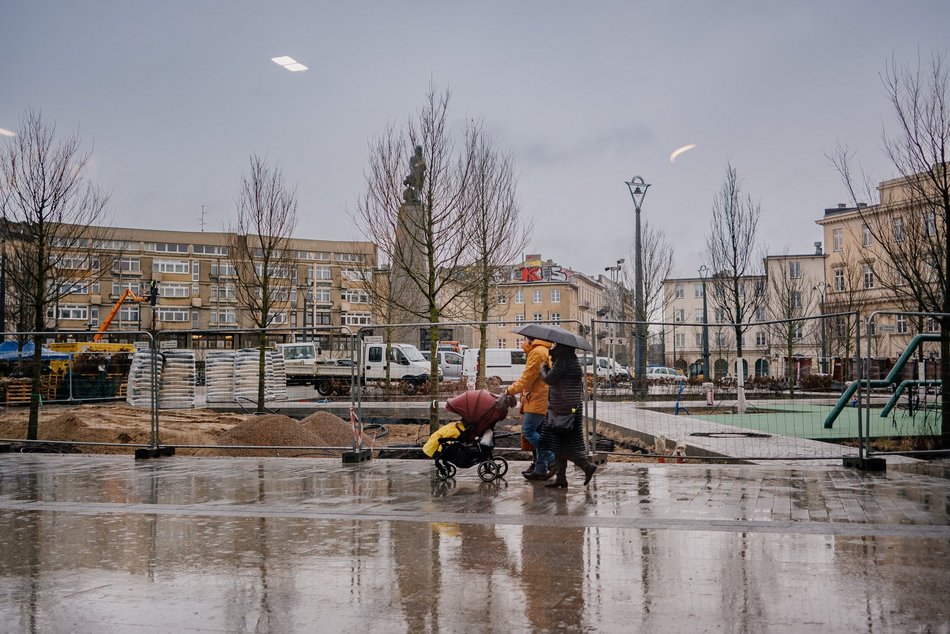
[477,460,499,482]
[493,457,508,477]
[436,460,457,480]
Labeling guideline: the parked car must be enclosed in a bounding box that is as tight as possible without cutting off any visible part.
[646,366,686,383]
[421,350,464,380]
[462,347,527,385]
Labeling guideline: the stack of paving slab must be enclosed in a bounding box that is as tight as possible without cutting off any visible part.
[266,349,287,401]
[205,350,236,403]
[157,350,196,409]
[126,350,163,409]
[233,348,262,402]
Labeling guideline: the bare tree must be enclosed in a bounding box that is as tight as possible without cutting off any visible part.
[355,86,479,431]
[705,163,766,377]
[227,154,298,412]
[830,53,950,443]
[622,220,674,369]
[764,254,819,395]
[0,109,112,440]
[463,125,527,388]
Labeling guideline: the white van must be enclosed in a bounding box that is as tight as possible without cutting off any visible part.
[462,347,528,386]
[578,354,622,380]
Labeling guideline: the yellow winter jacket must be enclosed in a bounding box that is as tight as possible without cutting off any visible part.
[505,339,552,415]
[422,421,465,457]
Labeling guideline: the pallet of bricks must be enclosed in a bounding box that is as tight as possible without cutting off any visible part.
[3,378,32,405]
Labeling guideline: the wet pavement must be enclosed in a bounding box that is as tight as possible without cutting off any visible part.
[1,455,949,633]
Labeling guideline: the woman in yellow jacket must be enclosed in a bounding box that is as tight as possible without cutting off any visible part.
[500,337,554,478]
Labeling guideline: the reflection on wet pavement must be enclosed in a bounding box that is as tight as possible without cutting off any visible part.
[0,455,948,632]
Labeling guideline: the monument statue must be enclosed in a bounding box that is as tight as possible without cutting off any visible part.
[402,145,426,203]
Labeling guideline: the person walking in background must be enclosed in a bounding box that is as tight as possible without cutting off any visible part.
[497,337,555,478]
[529,343,597,488]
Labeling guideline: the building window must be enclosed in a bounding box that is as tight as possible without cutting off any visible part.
[515,290,524,304]
[514,315,524,324]
[155,308,189,322]
[550,312,561,325]
[925,212,937,237]
[833,228,842,252]
[863,264,874,289]
[315,312,331,326]
[314,288,331,303]
[862,225,872,247]
[794,324,804,340]
[314,266,332,280]
[47,304,89,321]
[192,244,228,256]
[695,333,702,347]
[674,333,685,348]
[755,308,765,322]
[161,282,190,298]
[118,305,139,322]
[788,261,801,279]
[153,259,189,274]
[551,289,560,303]
[694,284,704,298]
[342,312,371,326]
[344,290,369,304]
[210,261,236,277]
[532,290,542,304]
[896,314,908,334]
[211,285,236,301]
[147,242,188,254]
[56,254,89,270]
[834,269,845,292]
[268,312,289,326]
[497,339,506,348]
[334,252,364,263]
[673,308,684,322]
[756,332,767,346]
[497,294,507,304]
[341,268,363,282]
[115,257,141,273]
[674,285,684,299]
[532,312,543,322]
[791,291,802,310]
[893,217,905,242]
[211,309,236,325]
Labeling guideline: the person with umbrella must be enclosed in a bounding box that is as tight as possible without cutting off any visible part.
[512,324,597,487]
[496,334,555,478]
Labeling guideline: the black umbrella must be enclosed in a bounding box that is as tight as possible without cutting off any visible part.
[512,323,593,351]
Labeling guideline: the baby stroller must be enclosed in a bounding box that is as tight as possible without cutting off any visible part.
[429,390,510,482]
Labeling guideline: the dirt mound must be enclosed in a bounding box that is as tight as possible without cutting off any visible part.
[299,411,354,447]
[198,414,326,457]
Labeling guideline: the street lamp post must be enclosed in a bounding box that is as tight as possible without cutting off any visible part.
[0,239,6,337]
[814,281,828,374]
[625,176,650,393]
[699,264,710,380]
[671,301,677,368]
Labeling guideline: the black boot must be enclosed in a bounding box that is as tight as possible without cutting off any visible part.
[582,462,597,486]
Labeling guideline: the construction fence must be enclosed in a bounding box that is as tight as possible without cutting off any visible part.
[0,313,945,465]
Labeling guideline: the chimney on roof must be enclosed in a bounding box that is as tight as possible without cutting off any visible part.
[814,241,823,255]
[857,202,867,208]
[838,203,847,209]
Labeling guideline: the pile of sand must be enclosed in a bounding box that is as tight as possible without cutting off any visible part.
[299,411,355,447]
[198,413,340,457]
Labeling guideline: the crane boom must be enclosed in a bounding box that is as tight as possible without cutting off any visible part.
[93,288,147,342]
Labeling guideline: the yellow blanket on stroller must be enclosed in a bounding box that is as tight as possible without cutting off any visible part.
[422,421,466,457]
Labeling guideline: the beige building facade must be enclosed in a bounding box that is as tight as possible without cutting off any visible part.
[47,226,376,352]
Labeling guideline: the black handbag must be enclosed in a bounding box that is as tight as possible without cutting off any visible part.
[546,409,576,432]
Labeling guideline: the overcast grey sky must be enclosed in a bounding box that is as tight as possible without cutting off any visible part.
[3,1,948,279]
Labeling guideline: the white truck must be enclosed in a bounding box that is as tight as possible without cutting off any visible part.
[277,341,437,396]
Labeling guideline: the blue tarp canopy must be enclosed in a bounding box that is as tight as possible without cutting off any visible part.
[0,340,70,361]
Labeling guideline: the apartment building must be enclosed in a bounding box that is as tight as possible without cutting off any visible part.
[816,175,942,368]
[47,226,376,351]
[476,255,610,354]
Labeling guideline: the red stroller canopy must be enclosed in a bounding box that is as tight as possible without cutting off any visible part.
[445,389,507,438]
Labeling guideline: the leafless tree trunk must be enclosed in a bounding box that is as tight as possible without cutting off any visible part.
[830,53,950,445]
[0,109,112,439]
[463,124,527,389]
[705,163,766,371]
[354,86,479,431]
[227,155,298,412]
